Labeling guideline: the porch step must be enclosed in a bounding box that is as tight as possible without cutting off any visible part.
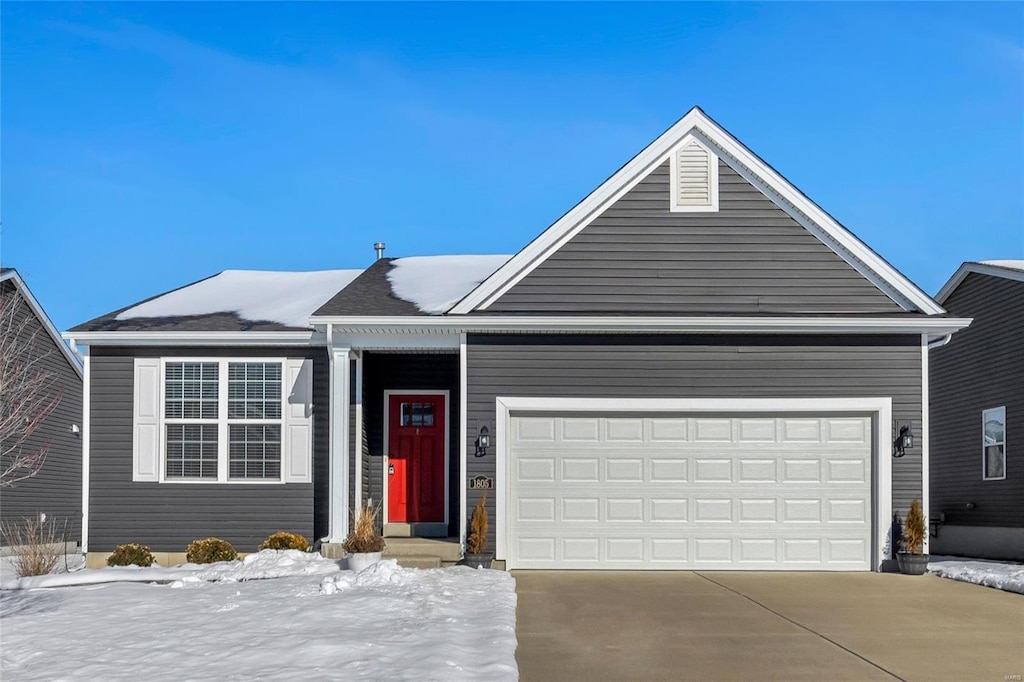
[391,555,442,569]
[383,537,462,563]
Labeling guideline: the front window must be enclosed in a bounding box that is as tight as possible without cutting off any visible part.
[163,360,283,481]
[982,406,1006,481]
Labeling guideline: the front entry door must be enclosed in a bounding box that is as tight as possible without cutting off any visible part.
[387,394,446,523]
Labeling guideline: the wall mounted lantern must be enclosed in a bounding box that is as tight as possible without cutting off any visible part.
[475,425,490,458]
[893,424,913,458]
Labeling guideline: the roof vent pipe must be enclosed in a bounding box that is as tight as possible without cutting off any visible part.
[374,242,386,260]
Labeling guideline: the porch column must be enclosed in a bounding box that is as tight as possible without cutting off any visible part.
[327,346,351,543]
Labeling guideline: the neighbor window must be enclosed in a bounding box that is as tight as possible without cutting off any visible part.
[982,406,1006,481]
[163,360,283,481]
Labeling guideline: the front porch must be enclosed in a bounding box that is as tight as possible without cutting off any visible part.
[324,340,472,555]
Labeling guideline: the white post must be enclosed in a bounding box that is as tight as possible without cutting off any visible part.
[328,346,351,543]
[921,335,930,555]
[81,347,90,554]
[459,333,468,549]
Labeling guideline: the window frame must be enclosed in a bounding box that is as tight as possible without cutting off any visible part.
[981,405,1007,482]
[158,357,287,484]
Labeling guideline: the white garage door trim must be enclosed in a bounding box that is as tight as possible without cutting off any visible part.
[495,397,893,571]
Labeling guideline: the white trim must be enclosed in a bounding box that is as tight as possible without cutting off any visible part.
[981,405,1007,482]
[382,390,451,529]
[921,336,930,554]
[459,333,468,550]
[62,331,320,347]
[936,261,1024,304]
[1,270,83,376]
[80,348,91,553]
[311,315,972,336]
[494,396,893,572]
[448,108,944,316]
[354,351,364,511]
[327,347,351,543]
[329,332,460,351]
[669,135,719,213]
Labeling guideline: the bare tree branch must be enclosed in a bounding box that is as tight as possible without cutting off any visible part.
[0,286,63,487]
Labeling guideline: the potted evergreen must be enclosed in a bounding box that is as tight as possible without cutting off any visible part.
[343,500,386,572]
[896,498,929,575]
[463,493,493,569]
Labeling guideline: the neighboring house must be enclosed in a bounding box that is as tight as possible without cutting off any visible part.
[1,268,84,545]
[930,261,1023,560]
[67,108,970,571]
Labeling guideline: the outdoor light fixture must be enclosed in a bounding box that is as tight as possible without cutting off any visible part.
[893,424,913,458]
[475,425,490,458]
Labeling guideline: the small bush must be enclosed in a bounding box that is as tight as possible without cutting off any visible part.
[258,531,310,552]
[185,537,237,564]
[343,501,385,554]
[107,543,155,567]
[467,493,489,555]
[1,515,65,578]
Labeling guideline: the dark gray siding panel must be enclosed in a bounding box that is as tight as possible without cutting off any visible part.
[362,353,459,536]
[89,346,328,552]
[489,161,903,314]
[0,282,83,544]
[467,334,923,548]
[930,273,1024,528]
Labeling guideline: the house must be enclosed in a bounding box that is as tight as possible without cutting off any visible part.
[1,268,84,546]
[930,261,1023,560]
[66,108,971,571]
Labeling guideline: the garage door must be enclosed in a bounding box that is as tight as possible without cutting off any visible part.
[508,413,873,570]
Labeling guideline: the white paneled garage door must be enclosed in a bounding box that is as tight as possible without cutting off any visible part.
[508,413,873,570]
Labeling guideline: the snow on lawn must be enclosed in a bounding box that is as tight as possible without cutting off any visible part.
[115,269,363,328]
[1,554,519,681]
[928,555,1024,594]
[387,255,510,314]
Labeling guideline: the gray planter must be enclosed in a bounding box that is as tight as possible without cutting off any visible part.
[462,552,494,569]
[896,552,930,575]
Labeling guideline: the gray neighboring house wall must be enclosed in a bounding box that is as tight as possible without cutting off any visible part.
[930,262,1024,560]
[0,269,84,545]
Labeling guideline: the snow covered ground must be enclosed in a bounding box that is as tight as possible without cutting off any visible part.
[0,552,519,680]
[928,555,1024,594]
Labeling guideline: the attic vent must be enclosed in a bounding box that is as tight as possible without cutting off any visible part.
[670,139,719,212]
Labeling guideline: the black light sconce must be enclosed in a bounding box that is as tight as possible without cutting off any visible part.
[474,425,490,458]
[893,424,913,458]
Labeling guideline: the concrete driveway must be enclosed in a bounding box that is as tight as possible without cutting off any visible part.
[514,571,1023,681]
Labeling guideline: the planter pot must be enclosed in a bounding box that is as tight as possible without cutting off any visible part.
[462,552,494,569]
[347,551,382,572]
[896,552,930,575]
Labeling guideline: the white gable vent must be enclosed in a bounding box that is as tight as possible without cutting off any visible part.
[670,138,719,212]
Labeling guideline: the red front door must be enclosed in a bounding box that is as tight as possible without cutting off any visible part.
[387,394,446,523]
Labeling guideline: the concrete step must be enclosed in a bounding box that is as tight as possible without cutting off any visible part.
[382,537,462,562]
[390,555,442,569]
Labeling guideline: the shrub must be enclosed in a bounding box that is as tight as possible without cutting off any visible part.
[342,501,385,554]
[258,531,310,552]
[107,543,155,567]
[1,515,65,577]
[467,493,489,555]
[902,498,927,555]
[186,537,237,564]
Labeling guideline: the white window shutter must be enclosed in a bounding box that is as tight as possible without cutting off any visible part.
[283,358,313,483]
[133,358,161,482]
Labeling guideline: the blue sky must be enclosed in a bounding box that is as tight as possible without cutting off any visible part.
[2,2,1022,331]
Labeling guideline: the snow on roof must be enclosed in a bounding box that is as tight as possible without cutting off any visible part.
[981,260,1024,273]
[116,269,363,328]
[387,255,511,314]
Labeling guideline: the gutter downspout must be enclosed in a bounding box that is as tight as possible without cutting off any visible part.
[927,333,953,349]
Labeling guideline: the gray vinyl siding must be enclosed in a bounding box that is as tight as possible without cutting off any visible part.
[930,273,1024,528]
[0,281,83,544]
[488,161,903,314]
[466,333,923,549]
[88,346,328,552]
[362,353,459,536]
